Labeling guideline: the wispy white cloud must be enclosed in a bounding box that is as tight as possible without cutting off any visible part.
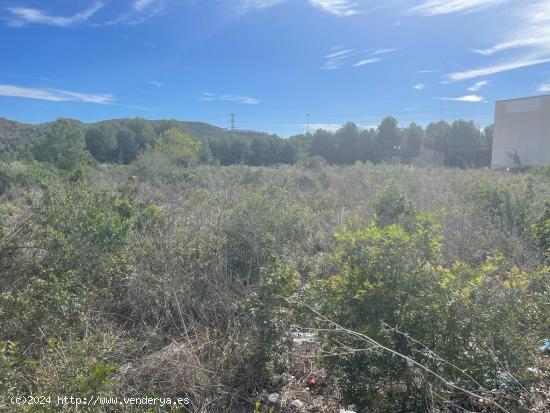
[0,83,114,104]
[238,0,368,16]
[410,0,506,16]
[537,82,550,93]
[133,0,156,12]
[413,83,425,90]
[445,1,550,82]
[353,57,381,67]
[416,69,440,73]
[446,56,550,81]
[148,80,163,88]
[467,80,488,91]
[439,94,486,102]
[102,0,164,25]
[200,92,260,104]
[322,47,357,70]
[471,1,550,56]
[309,0,360,16]
[325,49,355,59]
[373,48,399,55]
[235,0,287,13]
[322,46,394,70]
[6,2,104,27]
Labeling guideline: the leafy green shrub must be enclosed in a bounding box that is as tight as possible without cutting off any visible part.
[472,182,533,232]
[154,128,201,167]
[224,188,313,281]
[372,181,415,227]
[312,216,544,412]
[237,261,299,386]
[1,181,137,350]
[31,119,91,177]
[528,201,550,263]
[0,169,10,195]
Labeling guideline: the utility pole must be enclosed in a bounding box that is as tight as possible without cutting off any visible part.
[306,114,310,135]
[229,113,237,132]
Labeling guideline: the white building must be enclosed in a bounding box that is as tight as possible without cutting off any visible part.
[492,94,550,169]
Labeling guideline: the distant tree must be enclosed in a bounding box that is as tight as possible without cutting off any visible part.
[123,118,156,149]
[249,138,270,165]
[115,127,139,164]
[288,133,312,161]
[199,141,213,163]
[85,124,118,162]
[446,120,482,168]
[227,140,249,165]
[336,122,360,164]
[425,121,451,158]
[401,123,424,163]
[309,129,337,163]
[374,117,403,162]
[154,128,201,166]
[279,141,297,164]
[357,128,375,162]
[32,119,90,173]
[0,146,8,162]
[267,137,286,164]
[480,124,493,167]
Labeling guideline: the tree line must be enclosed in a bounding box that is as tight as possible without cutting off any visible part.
[14,116,494,172]
[289,117,493,168]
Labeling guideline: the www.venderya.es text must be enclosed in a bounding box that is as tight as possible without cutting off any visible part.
[9,395,190,408]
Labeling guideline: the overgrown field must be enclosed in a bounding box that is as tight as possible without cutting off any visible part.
[1,160,550,412]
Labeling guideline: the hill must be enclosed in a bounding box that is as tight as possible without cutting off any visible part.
[0,118,45,159]
[0,117,275,160]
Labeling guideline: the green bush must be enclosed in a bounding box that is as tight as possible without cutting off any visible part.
[31,119,91,177]
[372,181,415,227]
[312,216,544,412]
[238,261,299,384]
[528,201,550,263]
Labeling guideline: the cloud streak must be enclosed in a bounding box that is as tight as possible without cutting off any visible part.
[309,0,361,16]
[322,47,356,70]
[237,0,364,16]
[102,0,164,26]
[439,94,486,102]
[471,0,550,56]
[0,84,115,104]
[467,80,488,91]
[6,2,104,27]
[353,57,381,67]
[443,1,550,82]
[410,0,506,16]
[537,82,550,93]
[446,56,550,81]
[200,92,260,104]
[133,0,156,12]
[322,46,397,70]
[237,0,287,12]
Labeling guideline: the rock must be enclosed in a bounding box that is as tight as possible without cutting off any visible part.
[291,399,304,409]
[339,409,356,413]
[268,393,279,404]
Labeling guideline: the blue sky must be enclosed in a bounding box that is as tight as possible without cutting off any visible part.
[1,0,549,136]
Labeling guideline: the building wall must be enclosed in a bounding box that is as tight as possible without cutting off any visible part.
[492,95,550,168]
